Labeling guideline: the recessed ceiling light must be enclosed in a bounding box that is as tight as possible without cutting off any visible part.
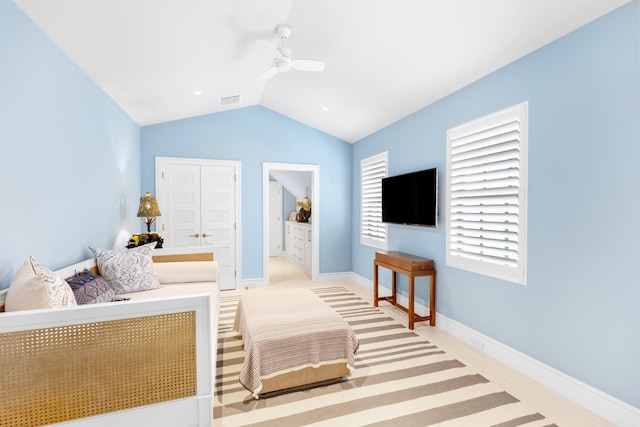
[322,106,329,111]
[194,90,203,96]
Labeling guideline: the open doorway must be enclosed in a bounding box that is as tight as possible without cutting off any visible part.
[263,162,319,285]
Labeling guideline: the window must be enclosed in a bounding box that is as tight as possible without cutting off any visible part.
[361,152,388,249]
[446,102,528,284]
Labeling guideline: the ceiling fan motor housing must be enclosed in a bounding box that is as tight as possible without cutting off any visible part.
[259,24,324,79]
[276,24,292,40]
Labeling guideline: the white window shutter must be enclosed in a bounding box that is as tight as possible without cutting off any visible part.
[361,152,388,249]
[446,103,528,284]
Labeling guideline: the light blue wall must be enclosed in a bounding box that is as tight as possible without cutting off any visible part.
[352,2,640,408]
[0,2,141,290]
[140,106,352,279]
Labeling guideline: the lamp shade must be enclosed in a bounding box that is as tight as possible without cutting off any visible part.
[137,192,161,218]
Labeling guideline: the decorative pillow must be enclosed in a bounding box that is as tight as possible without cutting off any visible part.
[31,257,78,308]
[67,272,115,304]
[5,256,77,311]
[153,261,218,284]
[89,243,159,294]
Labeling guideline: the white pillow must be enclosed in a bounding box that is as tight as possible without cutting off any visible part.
[153,261,218,284]
[5,256,77,311]
[90,243,159,294]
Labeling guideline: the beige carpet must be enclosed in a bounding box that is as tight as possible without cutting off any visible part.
[214,286,556,427]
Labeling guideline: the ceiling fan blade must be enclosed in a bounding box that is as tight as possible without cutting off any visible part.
[260,65,280,79]
[255,39,281,58]
[290,59,325,72]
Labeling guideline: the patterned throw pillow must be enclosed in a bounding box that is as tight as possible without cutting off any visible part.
[89,243,159,294]
[5,256,77,311]
[67,272,115,304]
[30,257,78,307]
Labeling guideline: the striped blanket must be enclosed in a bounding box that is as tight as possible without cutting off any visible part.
[233,288,359,398]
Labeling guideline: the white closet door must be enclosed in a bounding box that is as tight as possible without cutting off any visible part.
[162,164,202,247]
[200,165,236,290]
[157,158,239,291]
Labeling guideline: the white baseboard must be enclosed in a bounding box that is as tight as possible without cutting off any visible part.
[436,314,640,426]
[352,275,640,426]
[349,272,374,290]
[316,271,354,283]
[349,272,430,315]
[240,279,267,289]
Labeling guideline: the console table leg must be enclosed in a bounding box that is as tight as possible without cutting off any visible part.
[430,274,436,326]
[408,276,415,330]
[391,271,397,303]
[373,264,379,307]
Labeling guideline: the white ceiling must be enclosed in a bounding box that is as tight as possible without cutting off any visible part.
[270,170,311,200]
[15,0,630,143]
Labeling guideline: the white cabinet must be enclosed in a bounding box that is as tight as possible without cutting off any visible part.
[285,221,311,272]
[304,227,312,271]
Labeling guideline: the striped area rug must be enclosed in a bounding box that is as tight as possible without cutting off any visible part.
[214,286,555,427]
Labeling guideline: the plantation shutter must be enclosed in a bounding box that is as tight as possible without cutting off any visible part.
[361,152,388,249]
[446,103,528,284]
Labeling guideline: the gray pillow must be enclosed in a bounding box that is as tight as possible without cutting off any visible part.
[67,272,115,304]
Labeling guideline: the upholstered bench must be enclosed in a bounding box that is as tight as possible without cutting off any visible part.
[233,288,359,398]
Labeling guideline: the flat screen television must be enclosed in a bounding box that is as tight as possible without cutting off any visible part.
[382,167,438,227]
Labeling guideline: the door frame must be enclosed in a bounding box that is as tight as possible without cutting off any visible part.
[263,162,319,283]
[155,156,242,289]
[268,181,284,256]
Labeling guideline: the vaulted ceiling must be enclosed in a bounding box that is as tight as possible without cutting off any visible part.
[15,0,630,142]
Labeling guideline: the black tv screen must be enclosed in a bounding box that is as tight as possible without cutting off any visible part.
[382,167,438,227]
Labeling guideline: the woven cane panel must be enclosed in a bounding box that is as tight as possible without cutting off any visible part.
[0,311,197,427]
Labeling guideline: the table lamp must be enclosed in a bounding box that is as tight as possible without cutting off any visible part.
[136,192,161,233]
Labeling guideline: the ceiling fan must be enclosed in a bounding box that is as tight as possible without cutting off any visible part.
[258,25,325,79]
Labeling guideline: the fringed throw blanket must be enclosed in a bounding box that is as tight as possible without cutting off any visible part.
[233,288,359,398]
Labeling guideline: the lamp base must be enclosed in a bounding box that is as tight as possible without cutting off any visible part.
[144,217,156,233]
[126,233,163,249]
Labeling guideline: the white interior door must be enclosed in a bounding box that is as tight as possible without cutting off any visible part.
[161,164,202,247]
[269,181,283,256]
[157,158,240,291]
[200,165,236,290]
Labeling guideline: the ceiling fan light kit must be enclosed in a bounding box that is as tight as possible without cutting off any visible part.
[259,24,325,79]
[276,60,291,72]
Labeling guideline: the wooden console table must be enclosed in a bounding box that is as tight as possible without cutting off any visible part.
[373,251,436,329]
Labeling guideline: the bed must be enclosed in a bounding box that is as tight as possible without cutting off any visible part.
[233,288,359,398]
[0,252,218,427]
